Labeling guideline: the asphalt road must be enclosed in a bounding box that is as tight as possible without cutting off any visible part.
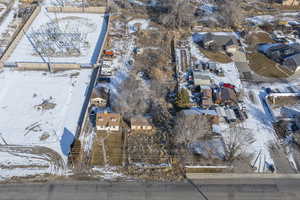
[1,178,300,200]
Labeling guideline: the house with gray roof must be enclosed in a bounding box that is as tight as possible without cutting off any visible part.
[258,43,300,63]
[283,53,300,72]
[195,32,239,51]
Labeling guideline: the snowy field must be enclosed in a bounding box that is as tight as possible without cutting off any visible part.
[6,7,105,65]
[0,68,92,179]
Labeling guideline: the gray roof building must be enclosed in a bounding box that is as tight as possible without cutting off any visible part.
[283,53,300,72]
[196,33,239,50]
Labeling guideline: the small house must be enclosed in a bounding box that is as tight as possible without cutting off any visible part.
[258,43,300,63]
[216,87,238,105]
[193,71,211,86]
[283,53,300,72]
[91,87,109,107]
[96,113,121,132]
[101,60,113,76]
[201,88,213,108]
[196,32,239,52]
[131,116,153,131]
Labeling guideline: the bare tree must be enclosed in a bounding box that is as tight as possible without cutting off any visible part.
[174,110,211,145]
[111,74,150,120]
[149,0,196,29]
[217,0,243,29]
[223,126,253,162]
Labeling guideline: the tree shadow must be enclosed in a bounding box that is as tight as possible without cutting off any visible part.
[60,128,75,156]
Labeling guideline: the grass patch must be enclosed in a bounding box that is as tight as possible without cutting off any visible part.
[247,51,292,78]
[199,47,232,63]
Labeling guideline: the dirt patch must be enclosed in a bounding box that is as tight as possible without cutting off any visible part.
[198,47,232,63]
[127,132,168,164]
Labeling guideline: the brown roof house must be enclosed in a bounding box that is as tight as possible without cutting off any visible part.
[216,87,238,105]
[131,116,153,132]
[96,113,121,132]
[91,87,109,107]
[201,88,213,108]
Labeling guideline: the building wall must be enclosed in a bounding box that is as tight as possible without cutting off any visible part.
[96,125,119,132]
[16,62,81,71]
[46,6,106,14]
[132,125,152,130]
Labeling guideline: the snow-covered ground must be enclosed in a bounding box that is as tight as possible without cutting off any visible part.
[6,7,104,65]
[0,68,92,180]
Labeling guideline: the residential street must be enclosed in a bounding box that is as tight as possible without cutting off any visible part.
[1,178,300,200]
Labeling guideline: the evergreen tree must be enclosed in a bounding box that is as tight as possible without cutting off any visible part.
[175,88,190,108]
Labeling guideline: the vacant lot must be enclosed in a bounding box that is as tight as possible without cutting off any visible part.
[127,132,168,165]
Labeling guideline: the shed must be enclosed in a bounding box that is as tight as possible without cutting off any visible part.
[193,71,211,86]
